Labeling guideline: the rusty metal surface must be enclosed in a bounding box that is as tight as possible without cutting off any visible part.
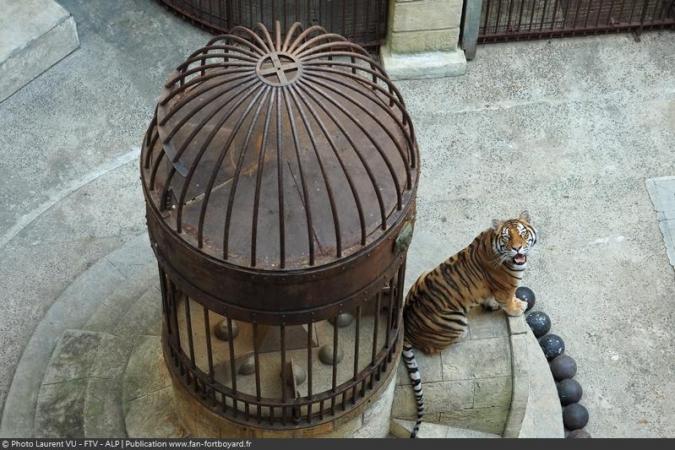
[156,0,389,49]
[479,0,675,42]
[141,22,418,430]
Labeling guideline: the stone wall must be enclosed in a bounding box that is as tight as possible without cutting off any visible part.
[391,309,521,435]
[386,0,463,53]
[380,0,467,79]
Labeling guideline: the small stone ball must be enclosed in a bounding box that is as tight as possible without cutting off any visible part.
[214,320,239,341]
[516,286,536,312]
[539,334,565,361]
[567,429,591,438]
[318,344,344,366]
[550,355,577,381]
[238,355,255,375]
[563,403,589,430]
[526,311,551,338]
[291,364,307,386]
[557,378,583,406]
[331,313,354,328]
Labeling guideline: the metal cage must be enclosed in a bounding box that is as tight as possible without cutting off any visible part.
[140,22,419,430]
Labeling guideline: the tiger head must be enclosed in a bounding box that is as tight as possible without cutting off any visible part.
[492,211,538,268]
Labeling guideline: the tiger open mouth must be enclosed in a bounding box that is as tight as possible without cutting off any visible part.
[512,254,527,265]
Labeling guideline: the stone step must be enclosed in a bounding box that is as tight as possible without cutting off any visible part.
[122,335,184,438]
[514,327,565,438]
[82,334,132,438]
[84,262,158,334]
[390,418,500,439]
[34,330,106,437]
[113,283,163,339]
[0,0,79,102]
[0,233,156,437]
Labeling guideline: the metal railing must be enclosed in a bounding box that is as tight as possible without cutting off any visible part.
[477,0,675,42]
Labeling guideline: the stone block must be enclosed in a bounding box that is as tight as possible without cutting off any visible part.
[391,0,463,32]
[439,406,510,435]
[392,380,473,419]
[83,378,125,437]
[507,315,529,335]
[34,379,87,438]
[380,46,467,80]
[504,333,529,437]
[469,309,509,340]
[42,330,102,385]
[0,0,79,102]
[473,376,512,408]
[440,336,511,380]
[396,346,443,385]
[123,335,171,403]
[89,334,133,380]
[387,28,460,54]
[125,386,185,438]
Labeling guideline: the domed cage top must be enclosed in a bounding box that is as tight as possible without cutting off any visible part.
[141,21,419,430]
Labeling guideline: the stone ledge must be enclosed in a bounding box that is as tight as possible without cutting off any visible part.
[0,0,79,102]
[380,45,467,81]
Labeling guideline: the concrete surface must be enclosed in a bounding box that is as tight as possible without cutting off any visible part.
[647,177,675,269]
[0,0,79,102]
[0,0,207,423]
[0,0,673,438]
[399,32,675,437]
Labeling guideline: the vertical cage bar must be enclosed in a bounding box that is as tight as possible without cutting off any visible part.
[280,323,287,424]
[330,314,339,415]
[385,278,395,352]
[372,292,381,365]
[203,306,215,384]
[306,320,313,422]
[227,317,238,416]
[158,266,171,337]
[184,297,196,369]
[252,322,262,422]
[351,305,361,403]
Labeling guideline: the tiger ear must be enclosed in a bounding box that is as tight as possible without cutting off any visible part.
[491,219,502,230]
[519,210,532,224]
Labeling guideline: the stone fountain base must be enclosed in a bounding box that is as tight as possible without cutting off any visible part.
[0,234,562,438]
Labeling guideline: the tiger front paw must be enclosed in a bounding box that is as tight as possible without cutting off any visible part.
[505,299,528,317]
[481,298,501,312]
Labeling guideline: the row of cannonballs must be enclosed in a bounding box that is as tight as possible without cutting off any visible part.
[517,287,592,439]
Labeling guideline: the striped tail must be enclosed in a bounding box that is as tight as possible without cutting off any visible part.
[402,342,424,438]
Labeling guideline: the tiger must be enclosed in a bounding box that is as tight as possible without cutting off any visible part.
[401,211,538,438]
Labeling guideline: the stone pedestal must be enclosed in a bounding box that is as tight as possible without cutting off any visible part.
[170,355,399,438]
[380,0,467,80]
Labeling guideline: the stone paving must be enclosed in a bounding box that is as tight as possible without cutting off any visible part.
[0,0,674,438]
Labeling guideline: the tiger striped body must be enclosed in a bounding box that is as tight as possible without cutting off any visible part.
[402,212,537,437]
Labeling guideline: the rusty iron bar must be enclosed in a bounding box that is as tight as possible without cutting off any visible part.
[479,0,675,43]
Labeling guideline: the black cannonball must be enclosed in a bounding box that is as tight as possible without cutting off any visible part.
[567,429,591,438]
[557,378,583,406]
[539,334,565,360]
[516,286,536,312]
[526,311,551,338]
[550,355,577,381]
[563,403,589,430]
